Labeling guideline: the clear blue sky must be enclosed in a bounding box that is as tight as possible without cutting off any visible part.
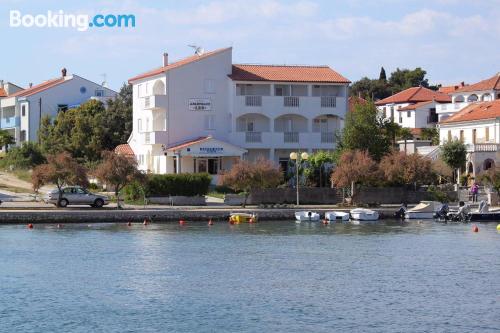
[1,0,499,91]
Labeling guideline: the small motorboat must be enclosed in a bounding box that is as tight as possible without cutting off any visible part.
[404,201,443,219]
[229,213,258,224]
[295,211,320,222]
[350,208,379,221]
[467,200,500,221]
[325,211,350,222]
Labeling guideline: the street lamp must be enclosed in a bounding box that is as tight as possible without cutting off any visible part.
[290,151,309,206]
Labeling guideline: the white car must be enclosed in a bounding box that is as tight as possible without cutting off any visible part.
[45,187,110,208]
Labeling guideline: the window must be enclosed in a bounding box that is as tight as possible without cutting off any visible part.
[246,120,254,132]
[275,87,284,96]
[95,89,104,97]
[20,130,26,142]
[21,105,26,116]
[208,159,219,175]
[138,119,143,132]
[138,155,144,165]
[472,129,476,144]
[204,115,215,130]
[57,104,68,113]
[204,79,215,94]
[447,130,452,142]
[198,160,207,173]
[407,110,411,117]
[486,127,490,142]
[459,130,464,142]
[80,86,87,94]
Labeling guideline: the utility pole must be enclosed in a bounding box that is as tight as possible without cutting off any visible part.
[38,97,42,143]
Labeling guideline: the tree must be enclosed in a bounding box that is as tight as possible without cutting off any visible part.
[32,152,89,206]
[330,150,381,189]
[441,140,467,183]
[303,151,336,187]
[93,151,145,209]
[0,130,16,152]
[220,158,282,207]
[479,169,500,196]
[397,127,414,154]
[388,67,429,93]
[350,77,391,100]
[338,100,391,161]
[102,84,133,149]
[0,142,46,169]
[431,158,454,184]
[381,120,402,148]
[421,127,439,145]
[380,151,433,187]
[379,67,387,82]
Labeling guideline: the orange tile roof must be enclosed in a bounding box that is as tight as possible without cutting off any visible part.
[230,64,350,83]
[440,100,500,123]
[114,144,135,156]
[454,73,500,93]
[128,48,232,83]
[10,78,65,97]
[0,88,7,97]
[398,101,433,111]
[438,82,468,94]
[375,86,451,105]
[166,136,211,151]
[348,96,367,112]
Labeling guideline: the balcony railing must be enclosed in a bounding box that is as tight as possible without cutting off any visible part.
[144,132,151,144]
[245,95,262,107]
[321,132,335,143]
[284,131,299,143]
[284,96,299,107]
[144,96,151,108]
[245,131,262,143]
[321,96,336,108]
[466,143,500,152]
[0,116,20,128]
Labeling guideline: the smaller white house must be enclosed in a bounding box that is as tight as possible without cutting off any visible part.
[436,73,500,122]
[0,69,116,146]
[438,100,500,177]
[375,86,451,137]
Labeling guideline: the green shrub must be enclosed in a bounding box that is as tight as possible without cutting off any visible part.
[145,173,211,197]
[123,180,145,201]
[427,185,450,203]
[0,142,46,169]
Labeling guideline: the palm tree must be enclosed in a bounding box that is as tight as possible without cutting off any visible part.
[0,130,16,153]
[397,127,414,154]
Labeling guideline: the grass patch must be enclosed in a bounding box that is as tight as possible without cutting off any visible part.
[0,184,34,193]
[207,191,225,199]
[12,169,32,183]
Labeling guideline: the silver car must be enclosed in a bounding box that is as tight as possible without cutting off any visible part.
[45,187,110,208]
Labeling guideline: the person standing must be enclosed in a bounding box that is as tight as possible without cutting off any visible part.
[471,183,479,202]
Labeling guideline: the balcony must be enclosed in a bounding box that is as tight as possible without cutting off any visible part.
[245,96,262,107]
[466,143,500,153]
[0,116,20,128]
[320,96,336,108]
[284,96,300,107]
[284,131,299,143]
[144,95,167,110]
[143,131,168,145]
[245,131,262,143]
[320,132,335,143]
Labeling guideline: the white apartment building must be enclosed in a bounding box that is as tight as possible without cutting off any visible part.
[375,86,451,137]
[436,73,500,122]
[438,100,500,177]
[0,69,116,145]
[126,47,350,182]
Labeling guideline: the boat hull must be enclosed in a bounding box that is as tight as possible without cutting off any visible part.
[325,211,350,221]
[468,213,500,221]
[404,212,435,219]
[295,211,320,222]
[229,214,257,224]
[350,209,379,221]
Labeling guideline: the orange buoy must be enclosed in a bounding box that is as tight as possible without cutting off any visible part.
[229,219,235,225]
[27,223,33,229]
[472,224,479,232]
[143,219,149,226]
[57,224,62,229]
[179,219,186,225]
[322,219,329,225]
[249,218,254,223]
[208,219,213,226]
[127,221,132,226]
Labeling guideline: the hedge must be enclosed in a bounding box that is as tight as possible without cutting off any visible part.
[146,173,212,197]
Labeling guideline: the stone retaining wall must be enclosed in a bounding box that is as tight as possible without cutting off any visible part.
[248,188,341,204]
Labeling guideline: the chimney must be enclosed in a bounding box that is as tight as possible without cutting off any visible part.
[162,53,168,67]
[460,81,465,87]
[0,80,3,89]
[29,83,33,88]
[61,68,67,77]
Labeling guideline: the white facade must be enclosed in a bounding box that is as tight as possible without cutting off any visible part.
[128,48,349,181]
[439,118,499,177]
[0,73,116,145]
[376,102,439,131]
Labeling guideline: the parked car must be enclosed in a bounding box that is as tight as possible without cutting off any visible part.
[45,187,110,208]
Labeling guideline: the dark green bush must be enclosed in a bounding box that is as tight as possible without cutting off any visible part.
[123,180,145,201]
[145,173,211,197]
[0,142,46,169]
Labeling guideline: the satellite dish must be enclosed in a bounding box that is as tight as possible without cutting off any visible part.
[188,44,205,56]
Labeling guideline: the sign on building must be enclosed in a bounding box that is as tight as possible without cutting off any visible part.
[188,98,212,111]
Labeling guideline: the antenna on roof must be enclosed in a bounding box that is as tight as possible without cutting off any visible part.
[100,73,108,88]
[188,44,205,56]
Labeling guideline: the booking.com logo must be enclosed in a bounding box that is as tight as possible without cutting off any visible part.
[9,10,136,31]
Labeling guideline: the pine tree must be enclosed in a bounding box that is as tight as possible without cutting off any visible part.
[379,67,387,82]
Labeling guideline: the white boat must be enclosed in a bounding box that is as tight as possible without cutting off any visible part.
[404,201,443,219]
[295,211,320,222]
[325,211,350,222]
[349,208,379,221]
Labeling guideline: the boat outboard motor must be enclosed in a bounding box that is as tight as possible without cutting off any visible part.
[478,200,489,213]
[394,203,407,219]
[434,204,449,220]
[455,201,470,222]
[307,211,312,221]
